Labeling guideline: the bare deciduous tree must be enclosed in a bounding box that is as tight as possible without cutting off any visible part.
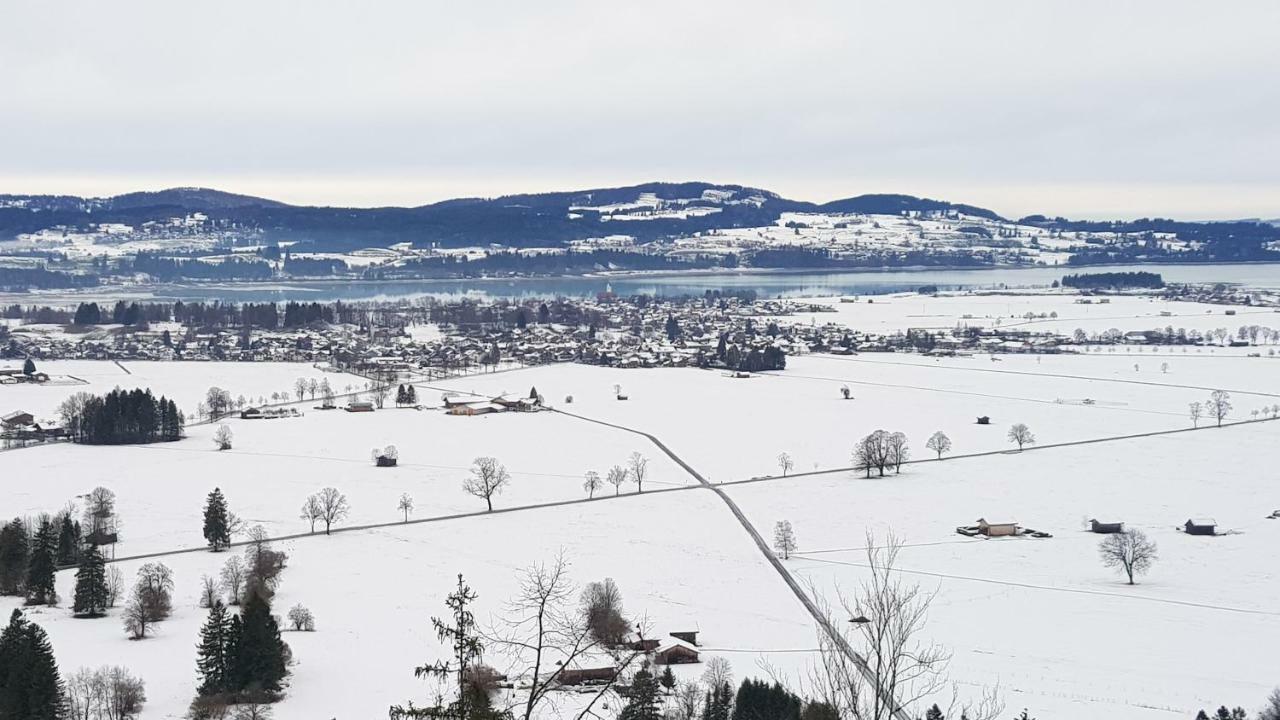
[124,562,173,639]
[1007,423,1035,451]
[777,452,794,477]
[213,424,233,451]
[1189,401,1203,428]
[580,577,629,647]
[1207,389,1232,427]
[219,556,245,605]
[1099,529,1158,585]
[66,665,147,720]
[299,494,323,534]
[198,574,219,609]
[773,520,797,560]
[106,566,124,608]
[465,457,510,511]
[370,382,392,409]
[294,378,308,402]
[606,465,628,496]
[886,432,909,474]
[805,532,961,720]
[398,493,415,522]
[628,452,649,493]
[287,603,316,631]
[854,430,892,477]
[925,431,951,460]
[315,487,349,535]
[582,471,602,499]
[485,555,645,720]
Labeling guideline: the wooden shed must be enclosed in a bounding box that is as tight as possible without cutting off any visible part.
[1184,518,1217,536]
[555,667,617,686]
[654,639,700,665]
[976,518,1019,537]
[976,416,991,425]
[1089,519,1125,534]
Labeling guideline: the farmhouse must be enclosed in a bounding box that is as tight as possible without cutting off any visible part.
[654,638,700,665]
[1,410,34,429]
[554,667,617,686]
[1184,518,1217,536]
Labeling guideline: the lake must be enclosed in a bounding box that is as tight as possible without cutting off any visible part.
[13,263,1280,304]
[154,262,1280,302]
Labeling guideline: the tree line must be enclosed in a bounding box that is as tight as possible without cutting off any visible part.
[57,388,184,445]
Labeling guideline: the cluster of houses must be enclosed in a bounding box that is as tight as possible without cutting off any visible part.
[554,630,702,686]
[0,409,64,446]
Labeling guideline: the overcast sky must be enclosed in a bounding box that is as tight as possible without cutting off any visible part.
[2,1,1277,219]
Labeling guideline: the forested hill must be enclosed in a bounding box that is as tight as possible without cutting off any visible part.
[0,182,1005,250]
[1,183,1277,261]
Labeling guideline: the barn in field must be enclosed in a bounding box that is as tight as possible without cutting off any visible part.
[1184,518,1217,536]
[1089,519,1125,534]
[976,518,1018,537]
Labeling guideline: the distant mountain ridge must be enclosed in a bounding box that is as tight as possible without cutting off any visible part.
[1,182,1276,260]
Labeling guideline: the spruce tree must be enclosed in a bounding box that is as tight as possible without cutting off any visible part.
[659,665,676,691]
[925,704,944,720]
[196,601,231,695]
[232,593,289,697]
[0,609,66,720]
[56,514,80,567]
[71,545,109,617]
[620,663,662,720]
[0,518,29,595]
[203,488,231,551]
[25,518,59,606]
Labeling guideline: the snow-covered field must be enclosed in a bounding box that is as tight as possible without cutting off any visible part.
[787,292,1280,335]
[2,490,813,720]
[425,353,1280,482]
[5,407,689,556]
[3,304,1278,719]
[0,360,351,419]
[725,420,1280,719]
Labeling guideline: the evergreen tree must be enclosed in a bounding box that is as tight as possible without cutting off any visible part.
[55,514,80,567]
[202,488,231,552]
[620,663,662,720]
[71,545,108,617]
[0,609,65,720]
[702,682,734,720]
[925,704,945,720]
[731,679,799,720]
[405,385,417,405]
[25,518,59,605]
[230,593,289,697]
[22,358,36,376]
[659,665,676,691]
[0,519,29,595]
[195,601,231,695]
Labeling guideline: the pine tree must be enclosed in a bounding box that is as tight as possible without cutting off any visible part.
[196,601,231,695]
[72,545,108,617]
[25,517,59,605]
[231,593,289,696]
[620,663,662,720]
[203,488,231,551]
[0,609,66,720]
[395,384,408,406]
[925,704,944,720]
[405,385,417,405]
[702,682,733,720]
